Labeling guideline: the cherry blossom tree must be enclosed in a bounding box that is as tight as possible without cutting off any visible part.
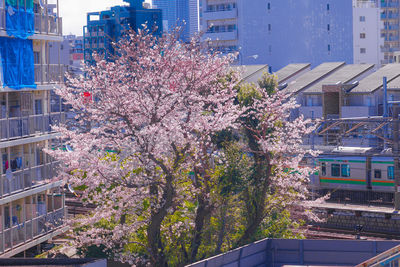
[49,28,317,266]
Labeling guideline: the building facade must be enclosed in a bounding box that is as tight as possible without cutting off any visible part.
[153,0,200,41]
[0,0,66,257]
[353,0,384,67]
[83,0,162,63]
[381,0,400,63]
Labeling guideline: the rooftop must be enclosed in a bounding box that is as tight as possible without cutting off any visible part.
[303,64,375,94]
[350,64,400,93]
[233,64,269,84]
[274,63,311,84]
[283,62,345,94]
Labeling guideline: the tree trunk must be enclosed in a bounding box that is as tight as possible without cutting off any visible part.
[189,195,210,263]
[147,179,175,267]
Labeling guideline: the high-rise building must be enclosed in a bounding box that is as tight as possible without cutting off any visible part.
[353,0,384,66]
[0,0,66,257]
[381,0,400,63]
[201,0,357,71]
[83,0,163,63]
[153,0,199,41]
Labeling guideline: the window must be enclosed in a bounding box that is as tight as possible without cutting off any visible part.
[331,164,340,177]
[388,166,394,180]
[321,163,326,176]
[360,48,366,54]
[341,164,350,177]
[268,24,271,31]
[327,24,330,31]
[328,44,331,52]
[327,3,330,11]
[374,169,382,179]
[360,16,366,22]
[360,33,366,39]
[267,3,270,10]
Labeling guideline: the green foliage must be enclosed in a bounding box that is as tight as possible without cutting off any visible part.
[257,72,278,95]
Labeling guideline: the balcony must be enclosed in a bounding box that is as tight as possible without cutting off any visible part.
[34,13,62,36]
[0,112,66,141]
[0,161,60,197]
[0,8,62,37]
[204,30,238,41]
[0,207,65,254]
[381,2,399,8]
[381,13,399,19]
[299,106,323,119]
[34,64,65,85]
[341,106,375,118]
[203,8,238,21]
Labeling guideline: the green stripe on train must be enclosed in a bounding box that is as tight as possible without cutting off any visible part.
[371,161,394,164]
[319,159,394,164]
[320,179,366,185]
[371,182,394,186]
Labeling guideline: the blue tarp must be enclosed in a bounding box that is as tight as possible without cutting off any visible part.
[0,37,36,89]
[6,0,34,39]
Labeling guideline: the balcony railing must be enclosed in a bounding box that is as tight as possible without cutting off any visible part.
[34,13,62,36]
[0,112,65,141]
[0,9,62,36]
[0,207,65,253]
[0,161,60,198]
[34,64,65,85]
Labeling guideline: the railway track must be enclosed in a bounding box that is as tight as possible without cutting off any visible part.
[306,226,400,240]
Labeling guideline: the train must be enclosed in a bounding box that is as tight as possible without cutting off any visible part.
[316,156,395,192]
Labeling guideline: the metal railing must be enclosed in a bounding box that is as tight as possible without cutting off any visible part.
[0,161,60,198]
[0,112,65,141]
[34,64,65,85]
[0,207,65,253]
[356,244,400,267]
[0,9,62,36]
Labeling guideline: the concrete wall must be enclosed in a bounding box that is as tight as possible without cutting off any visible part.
[187,239,400,267]
[238,0,354,71]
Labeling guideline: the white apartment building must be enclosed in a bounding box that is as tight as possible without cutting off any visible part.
[0,0,66,257]
[353,0,384,67]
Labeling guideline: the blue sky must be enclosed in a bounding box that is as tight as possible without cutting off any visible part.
[60,0,152,36]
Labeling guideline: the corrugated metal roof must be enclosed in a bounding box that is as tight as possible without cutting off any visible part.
[232,64,269,84]
[303,64,374,94]
[283,62,345,94]
[274,63,310,84]
[350,64,400,93]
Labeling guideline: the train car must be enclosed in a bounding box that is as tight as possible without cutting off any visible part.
[317,156,395,193]
[318,156,367,191]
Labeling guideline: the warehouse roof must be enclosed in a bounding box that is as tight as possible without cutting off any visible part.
[274,63,311,84]
[350,64,400,93]
[233,64,269,84]
[303,64,374,94]
[283,62,345,94]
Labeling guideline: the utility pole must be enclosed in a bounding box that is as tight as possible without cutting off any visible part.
[392,104,400,210]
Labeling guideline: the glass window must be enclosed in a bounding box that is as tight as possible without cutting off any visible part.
[321,162,326,176]
[331,164,340,177]
[360,16,366,22]
[360,48,366,54]
[360,33,366,39]
[341,164,350,177]
[374,169,382,179]
[327,4,330,11]
[388,166,394,180]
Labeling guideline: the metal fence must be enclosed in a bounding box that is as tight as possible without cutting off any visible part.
[187,239,400,267]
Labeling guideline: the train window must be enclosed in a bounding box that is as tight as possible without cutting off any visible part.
[341,164,350,177]
[321,163,326,175]
[374,169,382,179]
[331,164,340,177]
[388,166,394,180]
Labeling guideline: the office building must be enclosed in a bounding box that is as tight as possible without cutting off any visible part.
[0,0,66,257]
[153,0,200,41]
[83,0,163,63]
